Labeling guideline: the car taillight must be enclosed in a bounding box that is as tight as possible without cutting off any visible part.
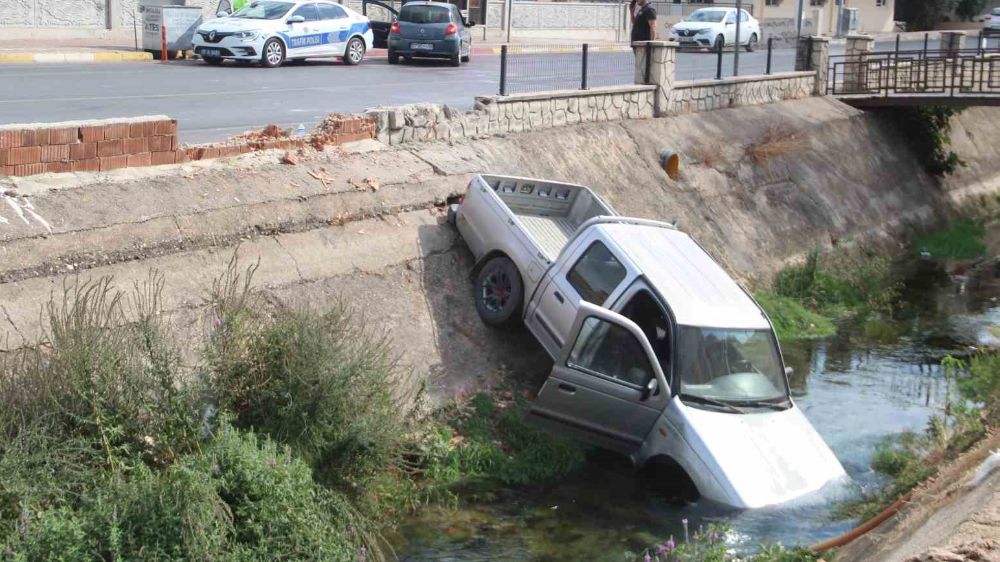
[446,23,457,35]
[390,21,400,33]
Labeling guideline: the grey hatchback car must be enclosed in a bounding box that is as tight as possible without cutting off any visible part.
[387,1,474,66]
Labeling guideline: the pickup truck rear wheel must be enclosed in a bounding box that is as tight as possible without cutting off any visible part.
[475,257,523,327]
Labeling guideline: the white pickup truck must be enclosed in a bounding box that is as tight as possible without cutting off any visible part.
[451,174,846,509]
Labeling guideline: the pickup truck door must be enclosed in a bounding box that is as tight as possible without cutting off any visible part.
[526,235,632,357]
[529,302,669,455]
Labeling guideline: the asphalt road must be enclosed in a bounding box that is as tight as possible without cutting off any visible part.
[0,38,944,144]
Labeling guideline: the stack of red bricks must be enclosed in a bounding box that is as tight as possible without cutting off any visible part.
[0,116,184,177]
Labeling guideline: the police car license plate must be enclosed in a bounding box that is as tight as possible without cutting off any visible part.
[410,43,433,50]
[202,48,222,57]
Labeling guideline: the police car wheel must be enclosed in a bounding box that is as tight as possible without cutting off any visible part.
[203,57,224,65]
[344,37,365,65]
[261,38,285,68]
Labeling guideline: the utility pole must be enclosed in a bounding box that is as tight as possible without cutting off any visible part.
[732,0,742,76]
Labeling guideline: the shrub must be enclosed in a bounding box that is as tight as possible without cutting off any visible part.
[204,259,405,492]
[773,251,901,316]
[744,126,807,166]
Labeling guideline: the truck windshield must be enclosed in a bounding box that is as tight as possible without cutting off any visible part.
[676,327,789,410]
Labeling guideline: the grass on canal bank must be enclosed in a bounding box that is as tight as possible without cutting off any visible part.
[755,250,901,341]
[837,350,999,521]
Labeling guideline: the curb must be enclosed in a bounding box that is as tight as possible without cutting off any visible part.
[487,44,633,54]
[0,51,153,64]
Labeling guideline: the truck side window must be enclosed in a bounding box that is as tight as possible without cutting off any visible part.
[567,242,627,305]
[620,290,671,382]
[568,317,654,387]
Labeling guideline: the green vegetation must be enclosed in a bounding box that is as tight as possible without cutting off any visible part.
[420,392,587,490]
[955,0,989,20]
[635,523,823,562]
[756,251,902,340]
[754,293,836,340]
[885,106,964,176]
[838,351,997,521]
[0,261,587,561]
[895,0,958,32]
[915,219,987,260]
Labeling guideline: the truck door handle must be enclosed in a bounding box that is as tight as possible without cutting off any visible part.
[557,383,576,394]
[553,291,564,303]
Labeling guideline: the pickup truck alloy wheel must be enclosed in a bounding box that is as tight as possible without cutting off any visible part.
[345,37,365,65]
[475,257,523,327]
[262,38,285,68]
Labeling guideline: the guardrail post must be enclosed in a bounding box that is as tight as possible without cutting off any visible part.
[716,37,723,79]
[765,37,773,75]
[581,43,589,90]
[160,22,168,63]
[632,40,677,117]
[940,30,966,58]
[796,35,829,95]
[844,34,874,94]
[499,44,508,96]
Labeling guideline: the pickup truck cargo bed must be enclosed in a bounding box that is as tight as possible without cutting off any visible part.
[479,174,615,261]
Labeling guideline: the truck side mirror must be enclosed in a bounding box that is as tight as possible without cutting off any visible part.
[216,10,230,17]
[784,366,794,377]
[642,377,659,400]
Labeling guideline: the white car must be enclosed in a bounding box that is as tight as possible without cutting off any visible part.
[192,0,375,68]
[985,7,1000,37]
[669,7,761,51]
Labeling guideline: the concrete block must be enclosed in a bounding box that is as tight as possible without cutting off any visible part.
[97,139,123,157]
[9,146,40,165]
[40,144,69,163]
[13,163,45,176]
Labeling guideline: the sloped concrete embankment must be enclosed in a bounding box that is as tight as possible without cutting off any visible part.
[1,97,999,402]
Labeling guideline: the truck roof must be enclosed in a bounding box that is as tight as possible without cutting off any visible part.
[600,223,770,330]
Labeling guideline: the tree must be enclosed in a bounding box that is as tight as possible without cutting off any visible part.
[955,0,988,20]
[895,0,958,30]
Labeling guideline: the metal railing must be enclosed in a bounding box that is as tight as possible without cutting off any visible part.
[498,43,636,95]
[827,46,1000,99]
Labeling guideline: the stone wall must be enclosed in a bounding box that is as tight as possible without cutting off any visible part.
[0,0,106,28]
[666,71,815,114]
[366,86,657,146]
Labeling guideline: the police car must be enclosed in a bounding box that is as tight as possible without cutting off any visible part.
[192,0,374,68]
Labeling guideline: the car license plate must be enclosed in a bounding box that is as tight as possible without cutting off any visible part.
[410,43,433,51]
[202,48,222,57]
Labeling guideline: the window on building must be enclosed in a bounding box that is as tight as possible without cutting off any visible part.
[875,0,886,6]
[765,0,781,5]
[809,0,826,6]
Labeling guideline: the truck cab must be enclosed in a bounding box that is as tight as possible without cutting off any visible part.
[452,174,846,509]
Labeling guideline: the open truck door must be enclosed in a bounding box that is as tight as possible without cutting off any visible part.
[362,0,397,48]
[529,301,670,455]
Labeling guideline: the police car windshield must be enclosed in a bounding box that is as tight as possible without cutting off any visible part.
[399,5,451,23]
[686,9,727,22]
[232,1,295,19]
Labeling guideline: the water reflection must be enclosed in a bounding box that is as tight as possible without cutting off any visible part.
[397,261,1000,561]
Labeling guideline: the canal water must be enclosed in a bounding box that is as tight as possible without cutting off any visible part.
[396,258,1000,561]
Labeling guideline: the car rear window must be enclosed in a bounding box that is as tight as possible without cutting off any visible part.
[399,5,451,23]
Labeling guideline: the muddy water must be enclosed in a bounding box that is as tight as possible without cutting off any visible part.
[397,260,1000,561]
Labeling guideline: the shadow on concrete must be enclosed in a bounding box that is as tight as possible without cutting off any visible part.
[417,222,550,403]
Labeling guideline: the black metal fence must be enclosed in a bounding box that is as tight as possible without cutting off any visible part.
[828,45,1000,99]
[498,43,636,95]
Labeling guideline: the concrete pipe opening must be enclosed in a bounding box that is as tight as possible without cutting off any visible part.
[660,149,680,180]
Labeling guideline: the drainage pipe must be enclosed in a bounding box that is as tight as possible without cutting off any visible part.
[809,493,913,553]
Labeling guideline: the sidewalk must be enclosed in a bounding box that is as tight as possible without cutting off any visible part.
[0,37,151,64]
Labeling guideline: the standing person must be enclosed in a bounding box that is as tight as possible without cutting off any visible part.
[630,0,656,43]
